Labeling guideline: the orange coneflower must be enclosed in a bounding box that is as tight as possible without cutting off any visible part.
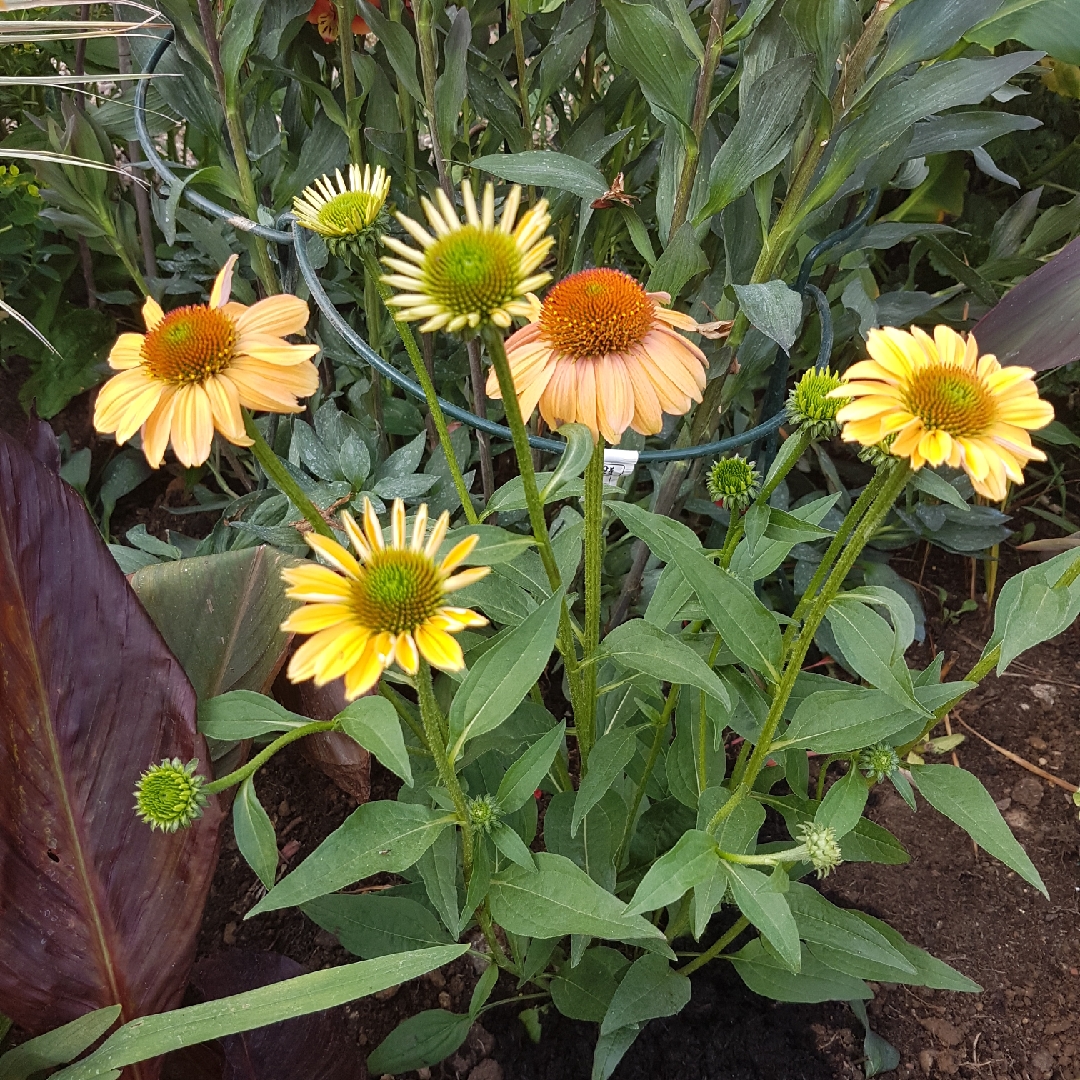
[831,324,1054,500]
[93,256,319,468]
[485,267,709,444]
[282,499,489,699]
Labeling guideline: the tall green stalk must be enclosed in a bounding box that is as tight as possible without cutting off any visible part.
[578,438,605,770]
[335,0,365,167]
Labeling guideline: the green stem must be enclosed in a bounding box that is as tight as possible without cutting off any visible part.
[335,0,364,167]
[362,249,478,523]
[204,720,338,793]
[678,915,749,976]
[416,0,452,196]
[718,512,743,569]
[508,0,532,149]
[615,684,680,869]
[758,428,812,506]
[243,411,335,538]
[697,631,723,792]
[579,437,605,771]
[707,461,910,834]
[379,681,429,750]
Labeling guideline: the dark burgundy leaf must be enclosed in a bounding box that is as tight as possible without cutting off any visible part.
[974,234,1080,371]
[0,430,222,1070]
[23,413,60,473]
[187,951,362,1080]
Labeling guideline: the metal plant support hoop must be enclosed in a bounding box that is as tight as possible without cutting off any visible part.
[135,31,876,464]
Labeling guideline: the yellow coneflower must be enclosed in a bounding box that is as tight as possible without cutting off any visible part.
[484,267,709,444]
[282,499,490,699]
[292,164,391,256]
[831,324,1054,500]
[93,256,319,468]
[380,180,553,332]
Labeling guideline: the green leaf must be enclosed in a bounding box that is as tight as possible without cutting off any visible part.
[198,689,311,740]
[550,947,629,1022]
[544,789,623,892]
[441,525,538,566]
[626,830,720,915]
[495,722,567,813]
[668,542,782,681]
[540,424,596,503]
[572,725,644,836]
[730,939,871,1003]
[434,7,470,160]
[491,821,537,870]
[367,1009,471,1075]
[417,827,462,936]
[780,687,921,753]
[233,777,278,889]
[609,501,702,559]
[732,281,804,352]
[337,695,412,785]
[600,955,691,1035]
[488,852,671,951]
[839,585,917,654]
[602,0,697,129]
[472,151,608,202]
[646,223,708,298]
[909,764,1047,897]
[249,802,451,914]
[721,864,802,972]
[851,911,981,991]
[219,0,263,84]
[591,1024,643,1080]
[968,0,1079,66]
[0,1006,121,1080]
[303,893,451,958]
[98,450,151,540]
[815,766,868,839]
[52,948,468,1080]
[536,0,598,107]
[696,55,815,221]
[448,590,564,755]
[599,620,731,704]
[358,0,424,102]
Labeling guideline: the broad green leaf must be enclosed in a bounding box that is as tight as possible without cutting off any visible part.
[219,0,262,84]
[626,830,719,915]
[600,955,691,1035]
[721,864,802,972]
[439,525,537,566]
[730,494,839,583]
[767,795,910,865]
[249,802,452,914]
[646,223,708,298]
[198,689,311,740]
[550,947,629,1022]
[233,777,278,889]
[668,542,782,680]
[839,585,917,654]
[591,1024,643,1080]
[358,0,424,102]
[303,894,451,959]
[337,695,412,785]
[540,424,596,502]
[909,764,1047,897]
[609,500,702,558]
[417,827,462,936]
[0,1007,121,1080]
[696,55,815,221]
[472,151,608,202]
[779,687,920,753]
[572,725,644,835]
[52,948,469,1080]
[910,468,971,511]
[491,821,537,870]
[851,911,981,991]
[732,281,804,352]
[786,884,916,978]
[536,0,599,110]
[448,590,564,755]
[488,853,670,951]
[599,620,731,704]
[968,0,1080,65]
[367,1010,471,1076]
[434,7,469,160]
[815,767,869,838]
[496,723,567,813]
[545,789,623,892]
[730,940,871,1003]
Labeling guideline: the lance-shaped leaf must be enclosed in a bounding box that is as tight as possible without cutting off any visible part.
[0,429,222,1045]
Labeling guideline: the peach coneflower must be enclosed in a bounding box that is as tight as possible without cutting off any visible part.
[93,256,320,468]
[831,324,1054,500]
[282,499,489,699]
[485,267,709,444]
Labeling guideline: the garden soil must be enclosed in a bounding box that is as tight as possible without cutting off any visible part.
[2,384,1078,1079]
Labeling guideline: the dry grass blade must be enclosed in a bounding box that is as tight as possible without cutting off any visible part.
[0,148,152,185]
[0,299,63,358]
[0,72,177,85]
[956,716,1079,793]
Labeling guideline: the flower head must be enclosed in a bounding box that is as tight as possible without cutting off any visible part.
[467,794,501,833]
[307,0,374,42]
[381,181,553,333]
[706,454,761,513]
[293,164,391,260]
[859,743,901,784]
[795,821,843,879]
[134,758,208,832]
[831,325,1054,500]
[94,256,319,468]
[788,366,848,439]
[485,267,709,444]
[282,499,490,699]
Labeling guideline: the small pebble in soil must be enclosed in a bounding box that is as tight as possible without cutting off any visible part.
[467,1061,503,1080]
[374,983,400,1001]
[439,991,452,1009]
[1011,776,1044,810]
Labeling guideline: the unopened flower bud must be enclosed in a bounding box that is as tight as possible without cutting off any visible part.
[860,743,901,784]
[788,367,848,439]
[134,758,208,832]
[706,455,761,513]
[796,821,843,878]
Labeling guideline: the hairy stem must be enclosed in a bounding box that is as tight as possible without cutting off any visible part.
[204,720,338,793]
[678,916,749,976]
[579,436,605,771]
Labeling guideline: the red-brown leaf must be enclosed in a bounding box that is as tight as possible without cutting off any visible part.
[0,429,222,1070]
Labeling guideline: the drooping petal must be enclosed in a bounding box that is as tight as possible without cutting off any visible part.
[209,254,239,308]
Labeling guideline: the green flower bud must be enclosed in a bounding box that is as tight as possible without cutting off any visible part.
[706,455,761,513]
[796,821,843,878]
[467,794,501,833]
[134,758,208,832]
[787,367,849,440]
[857,432,897,467]
[859,743,901,784]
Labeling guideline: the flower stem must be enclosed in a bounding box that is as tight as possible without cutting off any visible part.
[508,0,532,149]
[719,512,743,569]
[203,720,338,794]
[415,0,452,197]
[707,460,910,834]
[362,250,478,524]
[579,436,605,771]
[335,0,365,168]
[243,411,335,538]
[678,916,749,976]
